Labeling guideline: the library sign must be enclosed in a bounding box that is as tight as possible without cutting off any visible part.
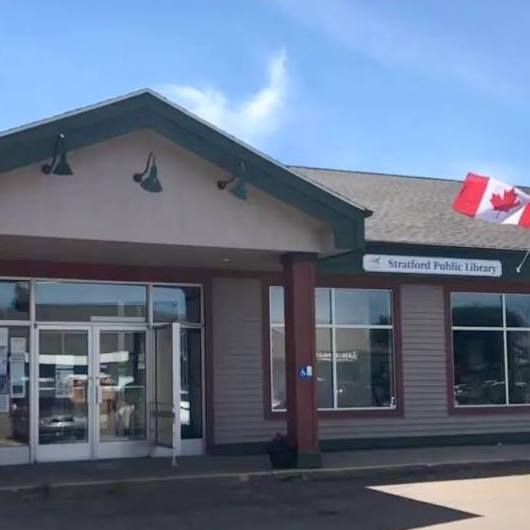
[363,254,502,277]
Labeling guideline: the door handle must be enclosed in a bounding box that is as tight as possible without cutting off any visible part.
[95,379,103,405]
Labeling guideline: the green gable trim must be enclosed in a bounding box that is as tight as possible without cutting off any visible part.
[319,241,530,281]
[0,90,369,250]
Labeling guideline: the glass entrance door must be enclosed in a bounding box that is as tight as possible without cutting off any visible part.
[152,323,181,461]
[95,327,148,459]
[36,326,92,462]
[35,326,149,461]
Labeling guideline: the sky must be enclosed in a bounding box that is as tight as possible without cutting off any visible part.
[2,1,530,183]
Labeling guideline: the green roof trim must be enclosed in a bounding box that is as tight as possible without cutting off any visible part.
[0,89,370,250]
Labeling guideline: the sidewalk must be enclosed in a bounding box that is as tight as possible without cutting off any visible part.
[1,443,530,491]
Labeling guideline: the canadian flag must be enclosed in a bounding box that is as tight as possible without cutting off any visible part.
[453,172,530,227]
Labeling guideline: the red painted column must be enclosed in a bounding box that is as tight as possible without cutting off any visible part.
[282,252,321,468]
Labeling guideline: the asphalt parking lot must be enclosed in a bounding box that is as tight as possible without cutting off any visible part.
[0,471,480,530]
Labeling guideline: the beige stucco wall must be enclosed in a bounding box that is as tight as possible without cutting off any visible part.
[0,130,334,254]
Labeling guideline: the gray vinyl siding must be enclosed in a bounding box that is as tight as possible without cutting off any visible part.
[212,278,283,444]
[212,279,530,446]
[320,284,530,439]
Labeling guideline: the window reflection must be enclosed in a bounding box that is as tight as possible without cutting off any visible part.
[271,327,286,410]
[453,330,505,405]
[99,331,146,442]
[180,328,202,439]
[269,287,395,410]
[38,330,89,445]
[507,331,530,404]
[315,289,331,325]
[36,282,147,321]
[452,293,503,327]
[335,329,393,408]
[0,282,29,320]
[269,287,285,326]
[335,289,392,326]
[506,295,530,328]
[153,286,201,323]
[0,327,30,447]
[316,328,333,408]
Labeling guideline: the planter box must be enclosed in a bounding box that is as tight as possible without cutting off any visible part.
[267,436,297,469]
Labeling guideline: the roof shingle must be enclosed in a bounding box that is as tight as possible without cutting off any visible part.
[291,166,530,252]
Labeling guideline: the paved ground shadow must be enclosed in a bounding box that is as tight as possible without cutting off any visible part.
[0,474,478,530]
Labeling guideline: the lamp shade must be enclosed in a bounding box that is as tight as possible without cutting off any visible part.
[52,152,73,175]
[230,180,248,201]
[140,165,163,193]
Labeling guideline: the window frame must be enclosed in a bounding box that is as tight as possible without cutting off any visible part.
[447,287,530,415]
[263,278,403,419]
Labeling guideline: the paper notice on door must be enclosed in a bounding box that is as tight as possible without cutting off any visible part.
[9,358,25,399]
[55,367,74,398]
[0,329,9,412]
[0,342,7,382]
[0,373,8,413]
[0,327,8,354]
[10,337,27,355]
[0,328,7,362]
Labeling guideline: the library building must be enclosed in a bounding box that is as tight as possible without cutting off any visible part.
[0,90,529,468]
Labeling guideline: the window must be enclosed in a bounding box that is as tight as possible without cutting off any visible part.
[152,285,203,439]
[152,286,201,323]
[269,287,395,411]
[451,292,530,406]
[0,281,30,320]
[36,282,147,321]
[0,327,30,447]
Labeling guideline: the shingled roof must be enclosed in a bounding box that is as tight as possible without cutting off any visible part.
[291,166,530,252]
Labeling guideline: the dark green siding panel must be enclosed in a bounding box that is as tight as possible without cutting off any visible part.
[318,242,530,280]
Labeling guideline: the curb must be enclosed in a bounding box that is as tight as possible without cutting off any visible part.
[2,457,530,493]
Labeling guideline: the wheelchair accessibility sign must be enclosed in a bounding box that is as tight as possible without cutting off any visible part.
[299,365,313,379]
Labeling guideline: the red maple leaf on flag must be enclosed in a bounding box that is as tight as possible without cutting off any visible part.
[490,188,520,212]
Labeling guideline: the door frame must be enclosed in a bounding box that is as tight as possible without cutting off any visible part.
[32,324,94,462]
[32,324,152,462]
[93,324,151,460]
[150,322,181,462]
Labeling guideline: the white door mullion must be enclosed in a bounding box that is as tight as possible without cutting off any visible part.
[502,294,510,405]
[331,289,338,409]
[91,327,98,460]
[29,322,38,463]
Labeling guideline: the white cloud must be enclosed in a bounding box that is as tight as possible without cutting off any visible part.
[158,50,288,145]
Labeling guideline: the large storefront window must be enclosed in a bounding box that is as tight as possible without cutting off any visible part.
[269,287,395,411]
[0,279,204,458]
[36,282,147,321]
[452,292,530,406]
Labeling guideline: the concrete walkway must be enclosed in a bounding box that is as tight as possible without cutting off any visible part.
[1,443,530,491]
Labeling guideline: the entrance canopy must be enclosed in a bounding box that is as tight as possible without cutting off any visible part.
[0,90,370,259]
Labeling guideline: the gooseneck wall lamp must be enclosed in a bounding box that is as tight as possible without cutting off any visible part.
[41,133,73,175]
[217,160,248,201]
[132,152,163,193]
